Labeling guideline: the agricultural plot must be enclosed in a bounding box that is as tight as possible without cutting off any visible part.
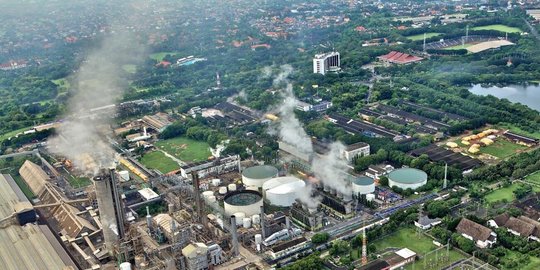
[471,24,522,33]
[406,32,442,41]
[139,151,180,174]
[480,140,527,159]
[155,137,212,163]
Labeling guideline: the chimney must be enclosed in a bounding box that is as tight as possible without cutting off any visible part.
[260,205,266,239]
[192,172,204,225]
[230,216,239,256]
[285,216,291,230]
[143,126,147,137]
[146,206,152,232]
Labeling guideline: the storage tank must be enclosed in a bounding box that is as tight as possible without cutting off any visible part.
[243,217,252,228]
[218,186,228,195]
[202,191,214,198]
[252,214,261,224]
[207,195,217,203]
[242,165,279,188]
[119,262,132,270]
[388,168,428,190]
[234,212,246,225]
[211,179,221,186]
[228,184,237,191]
[224,190,264,216]
[351,176,375,195]
[262,176,306,207]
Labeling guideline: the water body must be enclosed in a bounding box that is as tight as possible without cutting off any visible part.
[468,84,540,112]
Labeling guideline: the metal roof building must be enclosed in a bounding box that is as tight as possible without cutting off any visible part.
[0,174,76,270]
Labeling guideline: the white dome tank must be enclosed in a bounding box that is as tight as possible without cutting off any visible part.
[218,186,228,195]
[234,212,246,225]
[262,176,306,207]
[119,262,132,270]
[212,179,221,186]
[228,184,237,191]
[252,214,261,224]
[207,195,217,203]
[202,191,214,198]
[243,217,252,228]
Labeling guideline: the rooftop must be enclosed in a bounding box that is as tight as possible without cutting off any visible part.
[242,165,278,180]
[456,218,493,242]
[388,168,427,184]
[352,176,375,186]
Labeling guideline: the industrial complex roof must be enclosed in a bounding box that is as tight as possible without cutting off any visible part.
[0,174,75,270]
[224,190,262,206]
[263,176,305,194]
[352,176,375,186]
[242,165,278,179]
[388,168,427,184]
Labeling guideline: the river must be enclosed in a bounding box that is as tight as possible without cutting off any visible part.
[468,84,540,112]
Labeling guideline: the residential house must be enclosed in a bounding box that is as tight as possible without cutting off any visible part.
[456,218,497,248]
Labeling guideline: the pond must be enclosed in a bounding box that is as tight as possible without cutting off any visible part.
[468,84,540,112]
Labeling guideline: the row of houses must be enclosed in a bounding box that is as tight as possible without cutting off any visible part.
[489,213,540,242]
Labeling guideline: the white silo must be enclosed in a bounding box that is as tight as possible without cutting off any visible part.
[255,234,263,251]
[234,212,246,225]
[243,217,252,228]
[351,176,376,195]
[212,179,221,186]
[252,214,261,224]
[262,176,306,207]
[228,184,237,191]
[218,186,228,195]
[202,191,214,199]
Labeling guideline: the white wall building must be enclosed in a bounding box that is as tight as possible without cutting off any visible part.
[313,52,341,75]
[341,142,370,163]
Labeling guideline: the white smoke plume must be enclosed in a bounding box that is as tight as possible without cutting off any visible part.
[48,30,146,175]
[311,142,351,196]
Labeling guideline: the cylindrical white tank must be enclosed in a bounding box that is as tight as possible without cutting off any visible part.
[212,179,221,186]
[228,184,237,191]
[352,176,376,195]
[242,165,279,188]
[252,214,261,224]
[234,212,246,225]
[224,190,264,216]
[208,195,217,203]
[218,186,228,195]
[202,191,214,198]
[366,193,376,201]
[243,217,252,228]
[262,176,306,207]
[119,262,132,270]
[255,234,263,245]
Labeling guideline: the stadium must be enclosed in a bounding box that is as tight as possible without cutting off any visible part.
[425,35,514,53]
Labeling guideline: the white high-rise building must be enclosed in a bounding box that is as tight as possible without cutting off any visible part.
[313,51,341,75]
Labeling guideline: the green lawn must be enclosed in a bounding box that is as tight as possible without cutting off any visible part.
[406,32,442,41]
[122,64,137,74]
[503,250,540,270]
[525,171,540,185]
[51,78,70,92]
[480,139,527,159]
[155,137,211,163]
[12,174,35,199]
[497,123,540,139]
[365,228,466,270]
[472,24,522,33]
[482,183,539,203]
[67,176,92,188]
[149,52,179,61]
[140,151,181,174]
[0,126,32,142]
[444,43,472,50]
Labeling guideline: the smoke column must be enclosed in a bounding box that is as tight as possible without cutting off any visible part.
[48,29,146,175]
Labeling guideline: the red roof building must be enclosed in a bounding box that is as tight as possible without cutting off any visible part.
[355,26,367,32]
[378,51,423,65]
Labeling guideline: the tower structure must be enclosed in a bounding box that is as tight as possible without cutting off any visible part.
[443,163,448,189]
[362,225,367,265]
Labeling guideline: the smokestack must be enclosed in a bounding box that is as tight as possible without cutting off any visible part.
[143,126,147,137]
[443,163,448,189]
[146,206,152,232]
[285,216,291,230]
[230,216,239,257]
[168,203,174,214]
[192,172,204,225]
[260,205,266,239]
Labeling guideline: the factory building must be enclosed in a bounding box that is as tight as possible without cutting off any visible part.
[241,165,279,188]
[141,112,172,133]
[313,51,341,75]
[341,142,370,163]
[181,242,209,270]
[351,176,375,195]
[387,168,428,190]
[179,155,240,179]
[223,190,264,216]
[290,201,324,231]
[262,176,306,207]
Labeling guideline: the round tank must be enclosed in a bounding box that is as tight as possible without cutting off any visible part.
[255,234,263,245]
[212,179,221,186]
[242,165,279,188]
[119,262,132,270]
[224,190,264,216]
[243,217,252,228]
[351,176,376,195]
[252,214,261,224]
[207,195,217,203]
[218,186,228,195]
[388,168,428,190]
[228,184,237,191]
[202,191,214,198]
[262,176,306,207]
[234,212,246,225]
[366,194,376,201]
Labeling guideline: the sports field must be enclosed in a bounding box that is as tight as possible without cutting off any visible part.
[140,151,180,174]
[155,137,211,162]
[472,24,522,33]
[444,43,472,50]
[480,140,526,159]
[368,228,467,270]
[150,52,179,61]
[406,32,442,41]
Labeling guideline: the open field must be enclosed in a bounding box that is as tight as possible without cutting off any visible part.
[472,24,522,33]
[140,151,180,174]
[406,32,442,41]
[504,250,540,270]
[0,126,33,142]
[525,171,540,185]
[366,228,466,270]
[485,184,519,203]
[497,123,540,139]
[122,64,137,74]
[480,139,527,159]
[51,78,70,92]
[150,52,179,61]
[155,137,211,162]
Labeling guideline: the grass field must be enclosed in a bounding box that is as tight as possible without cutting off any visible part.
[140,151,180,174]
[485,184,519,203]
[497,123,540,139]
[122,64,137,74]
[525,171,540,185]
[52,78,71,92]
[406,32,442,41]
[444,43,472,50]
[0,126,32,142]
[155,137,211,162]
[504,250,540,270]
[150,52,179,61]
[367,228,466,270]
[480,140,527,159]
[472,24,522,33]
